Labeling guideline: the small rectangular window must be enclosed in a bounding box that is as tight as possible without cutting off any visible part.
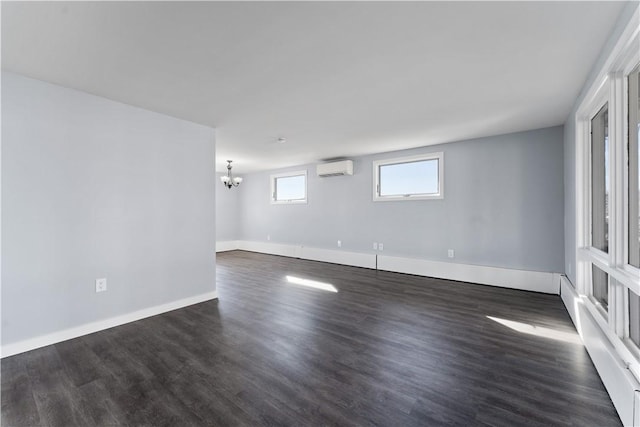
[591,104,609,254]
[592,264,609,312]
[629,65,639,268]
[271,171,307,204]
[373,153,443,201]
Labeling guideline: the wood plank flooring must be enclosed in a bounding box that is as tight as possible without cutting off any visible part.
[2,250,621,426]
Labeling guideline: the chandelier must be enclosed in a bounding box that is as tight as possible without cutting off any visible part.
[220,160,243,189]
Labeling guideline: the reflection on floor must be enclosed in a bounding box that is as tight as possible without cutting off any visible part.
[486,315,584,345]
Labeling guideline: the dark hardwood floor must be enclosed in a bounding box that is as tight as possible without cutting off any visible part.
[2,250,621,426]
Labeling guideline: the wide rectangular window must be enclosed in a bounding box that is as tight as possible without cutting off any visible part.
[591,104,609,254]
[373,153,443,201]
[271,171,307,204]
[629,66,640,268]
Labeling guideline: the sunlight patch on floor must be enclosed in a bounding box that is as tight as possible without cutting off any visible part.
[487,316,583,345]
[286,275,338,293]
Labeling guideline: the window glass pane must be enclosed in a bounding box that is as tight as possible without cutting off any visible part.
[379,159,438,196]
[629,65,640,268]
[591,264,609,312]
[275,175,305,201]
[630,289,640,347]
[591,104,609,253]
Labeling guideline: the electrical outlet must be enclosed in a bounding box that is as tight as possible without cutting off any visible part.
[95,278,107,293]
[337,240,342,248]
[373,242,378,250]
[448,249,455,258]
[379,243,384,251]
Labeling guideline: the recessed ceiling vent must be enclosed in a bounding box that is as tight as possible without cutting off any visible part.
[316,160,354,177]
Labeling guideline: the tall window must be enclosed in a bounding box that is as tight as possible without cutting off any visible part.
[271,171,307,204]
[591,104,609,254]
[629,65,639,268]
[373,153,443,201]
[592,265,609,312]
[589,104,610,313]
[574,13,640,384]
[627,66,640,355]
[630,289,640,347]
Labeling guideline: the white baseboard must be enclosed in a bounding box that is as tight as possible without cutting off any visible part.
[300,246,376,269]
[237,240,300,258]
[233,240,376,269]
[1,291,218,358]
[560,277,638,426]
[216,240,239,252]
[223,240,559,294]
[377,254,560,294]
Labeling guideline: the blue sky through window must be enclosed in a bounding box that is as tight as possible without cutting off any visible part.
[276,175,305,201]
[379,159,438,196]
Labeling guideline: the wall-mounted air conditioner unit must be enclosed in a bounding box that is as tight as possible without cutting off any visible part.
[316,160,353,177]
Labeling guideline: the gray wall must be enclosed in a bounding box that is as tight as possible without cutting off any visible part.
[563,1,639,285]
[238,126,564,273]
[2,72,216,345]
[215,174,241,241]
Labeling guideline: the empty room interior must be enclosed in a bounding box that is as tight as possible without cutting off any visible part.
[2,1,640,426]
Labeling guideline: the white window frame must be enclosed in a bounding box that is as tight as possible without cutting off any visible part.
[372,152,444,202]
[270,170,308,205]
[627,65,640,272]
[575,13,640,381]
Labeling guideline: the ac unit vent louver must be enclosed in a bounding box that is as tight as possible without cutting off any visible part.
[316,160,353,177]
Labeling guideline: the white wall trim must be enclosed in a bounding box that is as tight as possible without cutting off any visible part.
[236,240,300,258]
[560,276,639,426]
[378,254,560,294]
[216,240,240,252]
[300,246,376,269]
[232,240,376,267]
[1,291,218,359]
[226,240,560,294]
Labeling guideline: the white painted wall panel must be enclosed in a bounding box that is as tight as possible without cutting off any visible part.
[2,72,216,347]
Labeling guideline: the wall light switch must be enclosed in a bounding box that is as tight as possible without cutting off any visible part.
[448,249,455,258]
[337,240,342,248]
[267,234,271,241]
[95,278,107,293]
[379,243,384,251]
[373,242,378,250]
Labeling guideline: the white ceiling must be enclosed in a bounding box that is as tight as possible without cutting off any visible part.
[2,1,628,173]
